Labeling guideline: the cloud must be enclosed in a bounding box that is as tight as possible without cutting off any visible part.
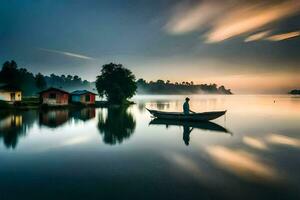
[164,1,225,35]
[266,31,300,41]
[244,31,272,42]
[165,0,300,43]
[38,48,95,60]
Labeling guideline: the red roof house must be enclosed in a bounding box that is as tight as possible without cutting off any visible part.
[39,87,70,106]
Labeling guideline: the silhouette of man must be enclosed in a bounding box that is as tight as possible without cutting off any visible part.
[183,97,195,114]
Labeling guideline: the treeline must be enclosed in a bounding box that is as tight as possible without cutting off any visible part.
[44,74,94,93]
[0,60,232,96]
[0,60,94,96]
[289,89,300,95]
[136,79,232,94]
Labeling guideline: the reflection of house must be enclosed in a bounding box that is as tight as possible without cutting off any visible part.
[0,111,37,149]
[0,115,23,130]
[71,108,96,121]
[39,87,69,106]
[71,90,96,105]
[39,110,69,128]
[0,84,22,103]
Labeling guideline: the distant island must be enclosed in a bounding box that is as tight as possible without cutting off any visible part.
[289,89,300,95]
[136,79,232,95]
[0,60,233,96]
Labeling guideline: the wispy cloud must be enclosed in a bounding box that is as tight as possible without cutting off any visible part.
[244,31,272,42]
[38,48,95,60]
[165,0,300,43]
[165,1,224,35]
[266,31,300,41]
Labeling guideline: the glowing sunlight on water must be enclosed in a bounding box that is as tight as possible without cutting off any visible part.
[206,146,279,181]
[266,134,300,148]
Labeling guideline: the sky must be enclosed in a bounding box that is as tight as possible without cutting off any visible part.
[1,0,300,94]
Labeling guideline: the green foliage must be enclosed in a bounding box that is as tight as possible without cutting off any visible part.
[96,63,137,104]
[35,73,47,91]
[45,74,94,91]
[289,89,300,95]
[0,100,10,108]
[0,60,37,95]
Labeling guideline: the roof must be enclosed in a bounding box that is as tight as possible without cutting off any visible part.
[71,90,97,95]
[38,87,70,94]
[0,84,21,92]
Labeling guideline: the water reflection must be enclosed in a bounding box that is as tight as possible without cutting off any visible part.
[266,134,300,148]
[39,108,96,128]
[243,136,268,150]
[150,119,231,146]
[39,109,70,128]
[206,146,279,181]
[148,100,171,111]
[98,106,136,145]
[138,102,146,112]
[71,108,96,122]
[0,111,36,149]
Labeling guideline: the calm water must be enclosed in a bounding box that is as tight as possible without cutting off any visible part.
[0,95,300,200]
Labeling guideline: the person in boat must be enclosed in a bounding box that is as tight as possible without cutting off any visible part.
[183,97,195,114]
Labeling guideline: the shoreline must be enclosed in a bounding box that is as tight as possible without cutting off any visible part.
[0,100,135,111]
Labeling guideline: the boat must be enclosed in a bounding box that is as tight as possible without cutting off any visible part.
[149,118,231,134]
[146,108,226,121]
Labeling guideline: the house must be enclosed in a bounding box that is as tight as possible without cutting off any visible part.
[39,87,69,106]
[71,90,96,105]
[0,84,22,103]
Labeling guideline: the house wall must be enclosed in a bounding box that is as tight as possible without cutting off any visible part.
[79,93,96,104]
[41,91,69,105]
[0,91,22,102]
[71,95,81,102]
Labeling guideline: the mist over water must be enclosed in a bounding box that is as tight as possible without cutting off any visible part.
[0,95,299,200]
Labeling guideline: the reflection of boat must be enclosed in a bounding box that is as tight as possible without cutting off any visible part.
[149,118,231,134]
[147,109,226,121]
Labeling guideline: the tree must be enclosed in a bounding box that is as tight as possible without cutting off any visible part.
[0,60,19,86]
[35,73,47,91]
[96,63,137,104]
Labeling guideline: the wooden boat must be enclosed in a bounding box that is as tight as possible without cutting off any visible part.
[149,118,231,134]
[147,108,226,121]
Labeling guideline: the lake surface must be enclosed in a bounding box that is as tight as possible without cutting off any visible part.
[0,95,300,200]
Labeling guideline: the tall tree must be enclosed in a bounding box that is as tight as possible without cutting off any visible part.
[0,60,19,86]
[96,63,137,104]
[35,73,47,91]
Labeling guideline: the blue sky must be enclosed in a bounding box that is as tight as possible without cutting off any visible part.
[1,0,300,93]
